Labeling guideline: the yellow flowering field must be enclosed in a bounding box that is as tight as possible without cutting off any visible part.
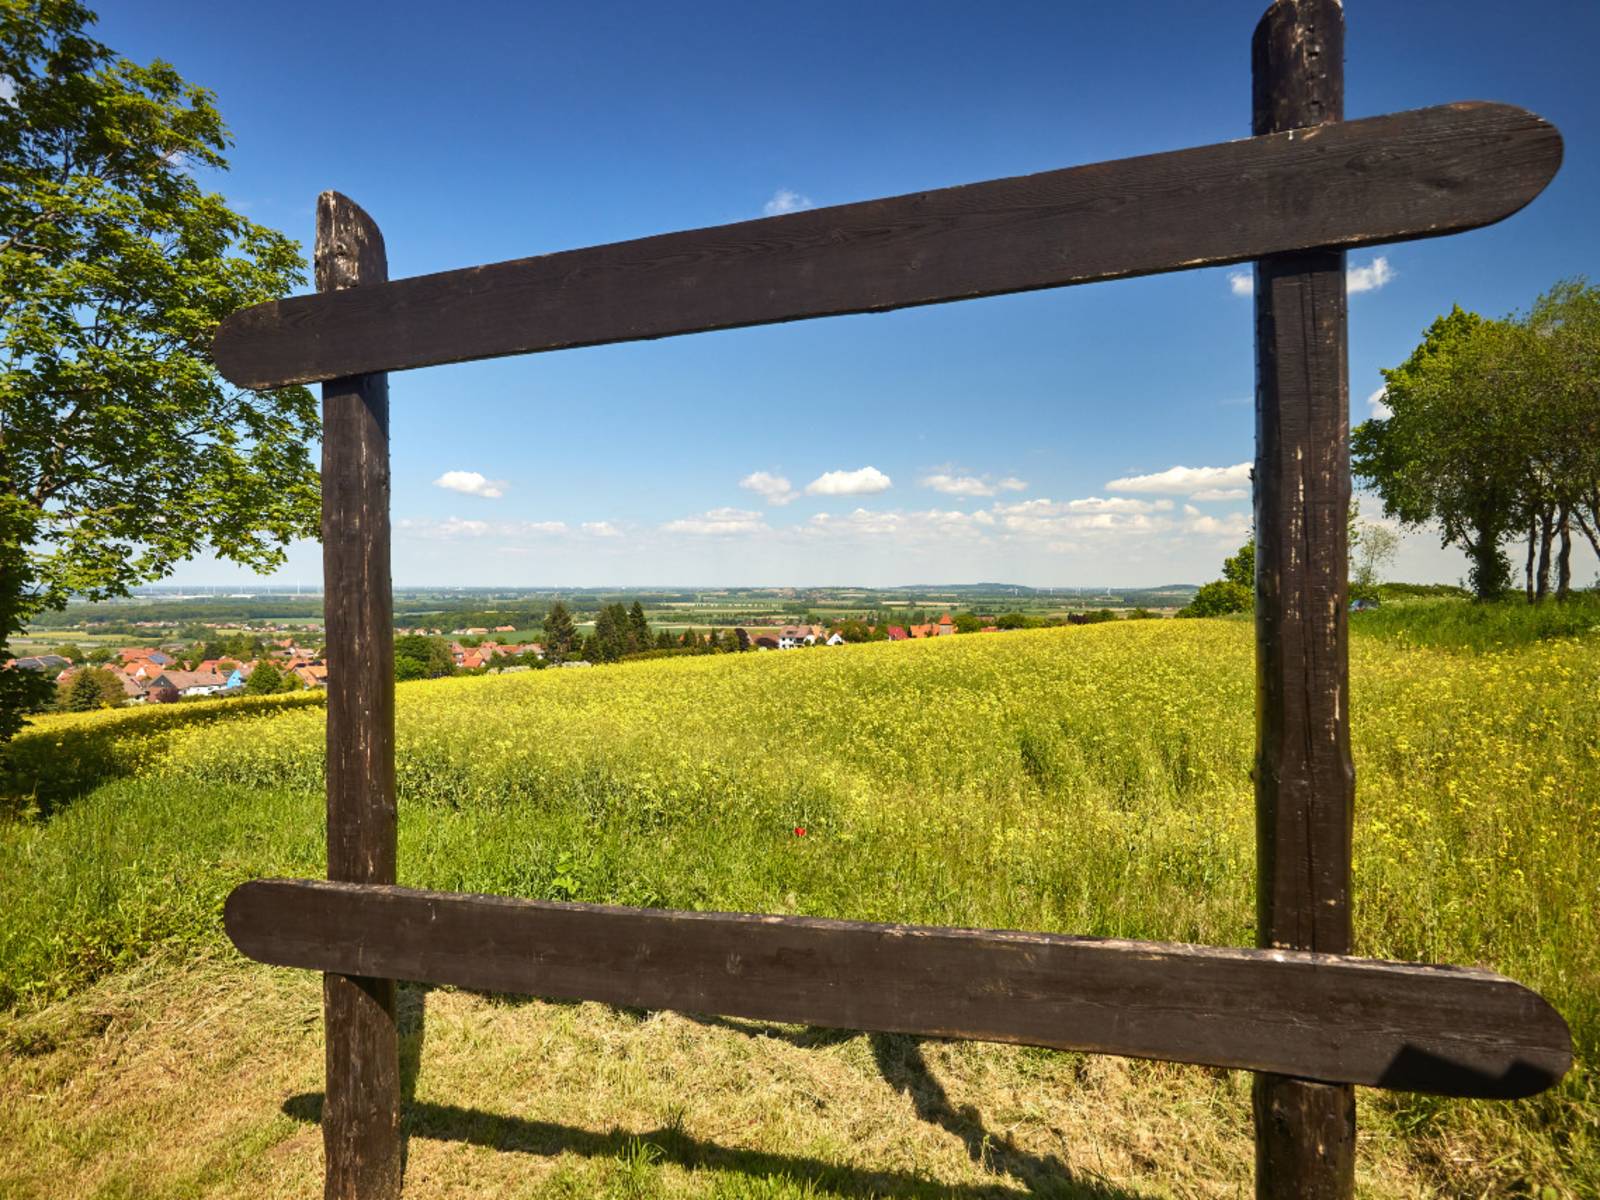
[2,618,1596,1190]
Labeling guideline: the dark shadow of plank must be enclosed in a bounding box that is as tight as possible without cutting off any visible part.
[283,1086,1146,1199]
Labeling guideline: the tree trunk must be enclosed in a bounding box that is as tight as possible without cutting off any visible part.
[1535,507,1553,602]
[1576,503,1600,563]
[1555,503,1572,601]
[1525,520,1536,602]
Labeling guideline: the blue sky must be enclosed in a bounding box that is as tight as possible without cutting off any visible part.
[99,1,1599,588]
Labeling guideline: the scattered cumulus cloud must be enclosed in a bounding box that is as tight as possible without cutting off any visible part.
[397,517,569,540]
[1367,385,1393,418]
[1184,510,1253,538]
[805,466,892,497]
[662,507,769,536]
[763,188,813,217]
[920,472,1028,497]
[1227,256,1395,298]
[582,521,621,538]
[1105,462,1251,496]
[1347,256,1395,294]
[433,470,507,499]
[739,471,798,506]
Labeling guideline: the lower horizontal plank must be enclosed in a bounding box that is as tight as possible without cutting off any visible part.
[225,879,1570,1099]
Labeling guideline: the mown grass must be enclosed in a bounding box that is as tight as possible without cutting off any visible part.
[2,615,1598,1195]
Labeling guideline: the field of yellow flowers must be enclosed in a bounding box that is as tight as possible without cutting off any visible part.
[2,618,1597,1193]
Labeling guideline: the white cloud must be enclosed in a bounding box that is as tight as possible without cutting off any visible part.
[1367,385,1393,419]
[433,470,507,499]
[920,472,1028,498]
[662,507,769,536]
[397,517,567,540]
[1228,256,1395,297]
[1183,510,1253,538]
[806,507,982,540]
[763,188,813,217]
[739,471,798,506]
[1191,487,1249,502]
[805,466,892,497]
[1105,463,1251,495]
[1347,255,1395,295]
[1000,497,1171,517]
[0,76,16,104]
[582,521,621,538]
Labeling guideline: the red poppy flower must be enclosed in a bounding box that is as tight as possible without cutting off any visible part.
[793,826,806,837]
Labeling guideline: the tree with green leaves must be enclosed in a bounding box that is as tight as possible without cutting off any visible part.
[1354,308,1535,600]
[542,601,577,664]
[1179,538,1255,617]
[627,600,650,652]
[1350,521,1399,603]
[57,664,116,710]
[242,659,281,695]
[393,634,453,680]
[1,1,317,742]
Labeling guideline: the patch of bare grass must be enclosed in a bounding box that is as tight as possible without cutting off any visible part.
[0,955,1509,1199]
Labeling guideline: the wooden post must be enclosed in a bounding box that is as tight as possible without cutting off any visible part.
[1251,2,1356,1198]
[316,191,402,1199]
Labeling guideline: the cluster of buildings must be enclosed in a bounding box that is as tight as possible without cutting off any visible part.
[741,614,960,649]
[447,639,544,670]
[6,639,329,704]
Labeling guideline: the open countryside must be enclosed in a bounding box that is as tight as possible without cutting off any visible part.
[4,0,1600,1197]
[4,599,1599,1196]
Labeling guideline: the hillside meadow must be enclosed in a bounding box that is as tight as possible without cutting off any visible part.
[1,616,1597,1197]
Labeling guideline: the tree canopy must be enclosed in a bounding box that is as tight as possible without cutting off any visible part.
[1,0,317,740]
[1354,283,1600,601]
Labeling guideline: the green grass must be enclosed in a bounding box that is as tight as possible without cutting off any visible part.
[2,615,1597,1195]
[1354,591,1600,651]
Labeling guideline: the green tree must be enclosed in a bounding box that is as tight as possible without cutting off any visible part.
[57,666,107,710]
[1178,539,1256,617]
[1179,579,1253,617]
[1353,308,1529,599]
[393,634,453,679]
[1520,279,1600,599]
[1,1,318,743]
[1350,521,1399,603]
[1222,541,1255,589]
[243,659,281,695]
[542,601,577,664]
[627,600,650,653]
[952,613,983,634]
[52,641,83,661]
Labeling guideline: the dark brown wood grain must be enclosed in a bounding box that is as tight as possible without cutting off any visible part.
[225,879,1571,1101]
[1250,3,1356,1196]
[317,191,401,1200]
[212,102,1562,389]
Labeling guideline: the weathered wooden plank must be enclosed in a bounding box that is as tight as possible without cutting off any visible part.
[213,102,1561,389]
[224,879,1571,1101]
[316,191,402,1200]
[1250,3,1356,1196]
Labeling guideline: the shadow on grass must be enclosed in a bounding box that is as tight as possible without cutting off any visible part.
[288,984,1147,1199]
[0,692,323,820]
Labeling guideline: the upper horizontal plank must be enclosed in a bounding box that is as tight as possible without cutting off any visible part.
[214,102,1561,388]
[225,879,1571,1099]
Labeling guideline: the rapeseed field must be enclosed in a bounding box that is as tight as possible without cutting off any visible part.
[1,618,1595,1196]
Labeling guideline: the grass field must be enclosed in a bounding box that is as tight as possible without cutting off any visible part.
[2,614,1597,1197]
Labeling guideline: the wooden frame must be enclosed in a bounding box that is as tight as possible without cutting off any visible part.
[214,4,1568,1197]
